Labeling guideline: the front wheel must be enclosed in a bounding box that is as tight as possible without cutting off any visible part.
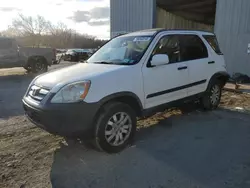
[94,102,137,153]
[200,80,222,110]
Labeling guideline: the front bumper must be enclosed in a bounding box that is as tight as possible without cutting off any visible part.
[22,98,100,137]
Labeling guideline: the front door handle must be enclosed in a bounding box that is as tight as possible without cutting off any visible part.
[208,61,215,64]
[178,66,187,70]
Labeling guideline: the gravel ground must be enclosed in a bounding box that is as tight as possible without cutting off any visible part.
[1,63,250,188]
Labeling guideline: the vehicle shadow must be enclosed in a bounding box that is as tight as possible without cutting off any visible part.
[49,105,250,188]
[0,74,35,119]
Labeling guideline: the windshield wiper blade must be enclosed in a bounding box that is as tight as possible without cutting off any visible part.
[93,61,117,64]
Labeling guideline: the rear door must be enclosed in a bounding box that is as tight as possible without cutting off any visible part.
[203,34,226,72]
[179,34,211,96]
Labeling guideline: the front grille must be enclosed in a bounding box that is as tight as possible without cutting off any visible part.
[27,85,50,102]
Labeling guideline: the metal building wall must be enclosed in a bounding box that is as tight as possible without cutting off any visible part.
[156,7,213,31]
[110,0,155,38]
[214,0,250,76]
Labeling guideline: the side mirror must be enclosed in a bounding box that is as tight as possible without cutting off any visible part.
[150,54,169,67]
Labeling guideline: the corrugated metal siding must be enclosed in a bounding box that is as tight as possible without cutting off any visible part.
[215,0,250,76]
[156,7,214,31]
[110,0,155,38]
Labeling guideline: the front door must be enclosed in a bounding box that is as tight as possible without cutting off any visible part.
[142,34,189,109]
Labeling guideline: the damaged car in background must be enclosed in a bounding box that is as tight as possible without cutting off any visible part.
[53,49,67,64]
[63,49,92,62]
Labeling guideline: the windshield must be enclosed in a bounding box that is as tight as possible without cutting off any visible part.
[87,35,153,65]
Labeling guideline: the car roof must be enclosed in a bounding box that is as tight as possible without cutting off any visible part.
[122,28,214,37]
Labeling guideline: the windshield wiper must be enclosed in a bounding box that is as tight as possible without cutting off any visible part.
[92,61,118,65]
[88,61,133,65]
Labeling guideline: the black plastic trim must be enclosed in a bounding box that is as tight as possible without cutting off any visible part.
[208,61,215,64]
[98,91,143,110]
[207,71,230,88]
[143,92,205,117]
[22,97,100,137]
[147,79,207,99]
[178,66,188,70]
[209,72,230,83]
[154,29,216,36]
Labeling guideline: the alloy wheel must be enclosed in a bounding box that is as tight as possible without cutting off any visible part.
[104,112,132,146]
[210,85,221,105]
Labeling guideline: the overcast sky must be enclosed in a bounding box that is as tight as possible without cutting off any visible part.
[0,0,110,39]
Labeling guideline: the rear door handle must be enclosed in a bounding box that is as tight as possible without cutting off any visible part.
[208,61,215,64]
[178,66,187,70]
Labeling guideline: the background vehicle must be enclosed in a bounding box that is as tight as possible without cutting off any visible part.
[23,29,229,153]
[53,49,67,64]
[0,37,55,73]
[63,49,91,62]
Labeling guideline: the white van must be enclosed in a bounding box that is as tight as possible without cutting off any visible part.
[23,29,229,153]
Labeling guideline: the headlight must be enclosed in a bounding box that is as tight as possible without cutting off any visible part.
[51,80,91,103]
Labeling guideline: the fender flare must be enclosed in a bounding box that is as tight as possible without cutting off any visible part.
[207,71,230,89]
[98,91,143,110]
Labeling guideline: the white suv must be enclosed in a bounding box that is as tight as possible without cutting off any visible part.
[22,29,229,153]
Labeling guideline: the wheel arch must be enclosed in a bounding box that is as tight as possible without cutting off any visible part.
[95,92,143,118]
[207,71,230,89]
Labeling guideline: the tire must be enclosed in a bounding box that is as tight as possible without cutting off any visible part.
[31,58,48,73]
[94,102,137,153]
[200,79,222,110]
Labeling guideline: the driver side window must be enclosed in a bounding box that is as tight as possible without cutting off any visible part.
[152,35,180,64]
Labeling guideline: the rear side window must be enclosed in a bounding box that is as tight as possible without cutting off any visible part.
[203,35,223,55]
[180,35,208,61]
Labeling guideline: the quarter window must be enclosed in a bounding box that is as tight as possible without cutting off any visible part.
[203,35,223,55]
[180,35,208,61]
[152,35,181,64]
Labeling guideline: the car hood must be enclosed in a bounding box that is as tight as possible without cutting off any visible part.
[34,63,127,89]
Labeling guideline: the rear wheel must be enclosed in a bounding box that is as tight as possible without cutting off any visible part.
[94,102,137,153]
[31,58,48,73]
[200,80,222,110]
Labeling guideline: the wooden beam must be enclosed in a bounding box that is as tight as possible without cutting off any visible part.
[160,0,215,11]
[157,0,199,7]
[171,10,215,25]
[186,7,215,14]
[156,0,216,25]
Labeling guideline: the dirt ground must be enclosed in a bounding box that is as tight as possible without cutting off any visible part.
[0,62,72,188]
[1,65,250,188]
[220,91,250,111]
